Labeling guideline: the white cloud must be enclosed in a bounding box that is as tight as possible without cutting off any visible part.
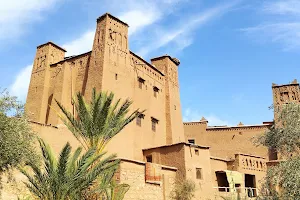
[241,23,300,51]
[0,0,61,40]
[10,65,32,101]
[9,0,236,102]
[137,1,239,57]
[63,31,95,57]
[241,0,300,51]
[64,0,183,56]
[183,108,233,126]
[263,0,300,16]
[120,10,160,36]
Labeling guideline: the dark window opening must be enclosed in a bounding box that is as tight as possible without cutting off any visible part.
[138,77,145,89]
[115,74,118,80]
[216,172,229,192]
[195,149,199,155]
[136,113,144,126]
[235,184,241,193]
[245,174,257,197]
[146,155,152,163]
[151,117,159,132]
[188,139,195,144]
[268,148,278,161]
[153,86,159,97]
[196,168,203,179]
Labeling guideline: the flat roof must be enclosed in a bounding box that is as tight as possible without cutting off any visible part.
[206,123,271,130]
[143,142,210,151]
[50,51,92,66]
[117,157,177,171]
[37,41,67,52]
[130,51,165,76]
[97,13,129,27]
[183,121,208,125]
[272,83,299,88]
[151,55,180,66]
[235,153,266,159]
[210,156,233,162]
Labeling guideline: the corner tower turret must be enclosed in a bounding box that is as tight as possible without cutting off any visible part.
[272,79,300,118]
[151,55,185,144]
[26,42,66,123]
[85,13,129,98]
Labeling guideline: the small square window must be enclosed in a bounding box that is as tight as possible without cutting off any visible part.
[151,117,159,132]
[146,155,152,163]
[188,139,195,144]
[153,86,159,97]
[138,77,145,89]
[196,168,203,180]
[195,149,199,155]
[136,113,144,126]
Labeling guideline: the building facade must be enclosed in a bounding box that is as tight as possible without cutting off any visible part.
[8,12,294,199]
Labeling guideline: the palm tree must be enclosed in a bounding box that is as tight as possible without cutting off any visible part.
[20,138,119,200]
[56,88,142,153]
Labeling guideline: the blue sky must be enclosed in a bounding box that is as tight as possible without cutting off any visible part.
[1,0,300,126]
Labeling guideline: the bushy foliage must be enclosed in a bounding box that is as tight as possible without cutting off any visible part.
[256,103,300,199]
[170,179,196,200]
[0,90,38,172]
[256,103,300,156]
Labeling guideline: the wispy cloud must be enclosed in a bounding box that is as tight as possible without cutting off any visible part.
[263,0,300,16]
[0,0,61,41]
[241,0,300,51]
[137,1,240,57]
[9,0,186,100]
[183,108,233,126]
[63,31,95,57]
[9,0,238,101]
[10,65,32,100]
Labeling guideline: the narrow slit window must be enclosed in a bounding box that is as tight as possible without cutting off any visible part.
[138,77,145,89]
[115,74,118,80]
[136,113,144,126]
[188,139,195,144]
[196,168,203,180]
[153,86,159,97]
[151,117,159,132]
[146,155,153,163]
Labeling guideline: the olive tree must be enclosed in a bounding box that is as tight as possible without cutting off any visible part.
[0,90,38,194]
[256,103,300,199]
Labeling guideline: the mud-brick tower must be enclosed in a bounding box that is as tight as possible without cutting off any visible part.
[84,13,130,100]
[272,79,300,117]
[26,42,66,123]
[270,79,300,160]
[151,56,185,144]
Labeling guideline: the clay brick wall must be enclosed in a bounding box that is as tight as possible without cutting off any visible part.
[184,122,269,159]
[119,160,176,200]
[151,57,185,145]
[143,144,186,180]
[26,43,65,124]
[183,145,214,199]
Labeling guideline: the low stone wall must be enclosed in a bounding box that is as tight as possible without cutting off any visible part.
[119,159,177,200]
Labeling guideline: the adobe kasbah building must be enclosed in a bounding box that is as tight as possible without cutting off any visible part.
[22,13,292,199]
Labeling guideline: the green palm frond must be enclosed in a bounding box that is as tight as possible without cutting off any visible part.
[56,88,143,153]
[20,139,119,200]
